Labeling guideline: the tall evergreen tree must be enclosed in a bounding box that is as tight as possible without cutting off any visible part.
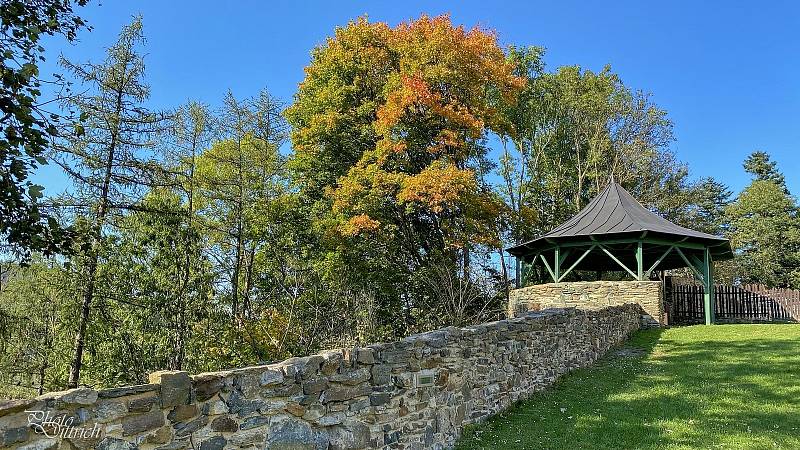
[727,153,799,288]
[743,151,787,192]
[54,17,164,388]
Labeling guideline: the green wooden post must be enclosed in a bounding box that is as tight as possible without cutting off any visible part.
[703,247,715,325]
[554,246,561,282]
[636,241,644,281]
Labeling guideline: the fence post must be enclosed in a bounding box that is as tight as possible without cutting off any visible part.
[703,248,715,325]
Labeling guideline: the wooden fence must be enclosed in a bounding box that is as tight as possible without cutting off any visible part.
[667,283,800,324]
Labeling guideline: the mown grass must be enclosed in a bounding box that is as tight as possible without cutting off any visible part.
[456,324,800,450]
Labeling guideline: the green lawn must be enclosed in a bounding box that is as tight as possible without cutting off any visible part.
[456,324,800,450]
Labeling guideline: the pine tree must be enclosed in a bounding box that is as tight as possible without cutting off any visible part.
[54,17,164,388]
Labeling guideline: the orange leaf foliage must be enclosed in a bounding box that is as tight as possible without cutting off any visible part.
[340,213,381,236]
[398,162,477,213]
[291,14,524,251]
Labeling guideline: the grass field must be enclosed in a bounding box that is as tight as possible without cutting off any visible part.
[455,324,800,450]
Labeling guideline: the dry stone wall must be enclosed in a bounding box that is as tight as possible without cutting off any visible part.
[0,305,641,450]
[508,281,663,326]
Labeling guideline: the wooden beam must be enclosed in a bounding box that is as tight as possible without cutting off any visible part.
[554,247,561,282]
[539,254,556,283]
[558,245,596,282]
[521,253,539,287]
[636,241,644,280]
[645,245,674,278]
[547,236,708,251]
[599,245,638,280]
[558,248,571,266]
[675,247,705,281]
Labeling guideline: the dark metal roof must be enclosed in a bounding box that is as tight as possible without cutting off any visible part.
[507,182,733,261]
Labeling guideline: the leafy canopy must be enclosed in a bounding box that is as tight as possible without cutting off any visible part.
[0,0,88,256]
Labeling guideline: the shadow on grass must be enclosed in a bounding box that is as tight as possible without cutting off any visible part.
[456,324,800,450]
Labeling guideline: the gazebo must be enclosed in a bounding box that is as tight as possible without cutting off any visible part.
[506,182,733,325]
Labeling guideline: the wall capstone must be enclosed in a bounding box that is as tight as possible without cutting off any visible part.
[0,304,642,450]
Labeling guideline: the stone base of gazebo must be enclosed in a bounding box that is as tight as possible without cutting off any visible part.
[508,280,664,327]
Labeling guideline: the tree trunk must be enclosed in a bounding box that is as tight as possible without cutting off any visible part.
[67,89,121,389]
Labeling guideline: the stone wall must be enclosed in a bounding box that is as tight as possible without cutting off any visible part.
[0,305,641,450]
[508,280,664,327]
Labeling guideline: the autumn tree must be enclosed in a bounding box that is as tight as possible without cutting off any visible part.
[287,15,521,334]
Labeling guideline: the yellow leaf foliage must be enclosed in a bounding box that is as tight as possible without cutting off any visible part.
[398,162,476,213]
[340,214,381,236]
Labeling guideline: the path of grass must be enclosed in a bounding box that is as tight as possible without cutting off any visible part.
[456,324,800,449]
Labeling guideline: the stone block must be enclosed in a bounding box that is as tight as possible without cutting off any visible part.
[0,399,36,418]
[320,352,342,376]
[173,415,207,437]
[302,378,329,395]
[357,348,376,364]
[370,365,392,386]
[95,437,137,450]
[240,415,270,430]
[98,384,158,399]
[260,369,284,386]
[95,400,127,423]
[369,392,391,406]
[210,415,238,432]
[127,395,157,413]
[122,410,164,436]
[328,420,371,449]
[167,404,198,423]
[146,426,173,445]
[225,390,266,416]
[329,367,371,385]
[286,401,306,417]
[192,374,224,401]
[198,436,226,450]
[317,411,346,426]
[60,387,98,406]
[149,371,191,408]
[2,426,28,447]
[203,399,229,415]
[265,416,315,450]
[320,385,369,403]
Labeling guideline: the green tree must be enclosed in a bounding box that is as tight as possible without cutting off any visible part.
[91,190,214,384]
[194,90,292,364]
[0,0,87,256]
[498,47,722,246]
[54,17,164,388]
[0,258,75,397]
[726,154,799,288]
[743,150,787,191]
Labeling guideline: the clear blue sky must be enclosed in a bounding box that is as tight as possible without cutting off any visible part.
[35,0,799,196]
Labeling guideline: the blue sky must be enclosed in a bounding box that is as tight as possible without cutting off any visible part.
[35,0,799,196]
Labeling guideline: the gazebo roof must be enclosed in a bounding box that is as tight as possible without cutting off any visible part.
[507,182,733,261]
